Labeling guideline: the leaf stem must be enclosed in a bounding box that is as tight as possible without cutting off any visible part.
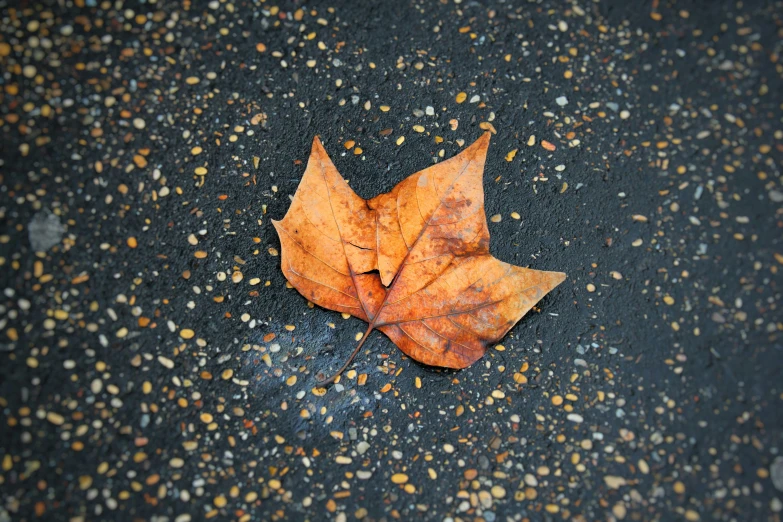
[317,322,375,385]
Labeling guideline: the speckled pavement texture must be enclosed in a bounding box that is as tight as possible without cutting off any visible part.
[1,1,782,521]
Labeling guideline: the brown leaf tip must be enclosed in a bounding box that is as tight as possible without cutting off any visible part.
[464,131,491,160]
[551,271,567,284]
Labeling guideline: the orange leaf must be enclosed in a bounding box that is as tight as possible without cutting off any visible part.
[273,133,565,382]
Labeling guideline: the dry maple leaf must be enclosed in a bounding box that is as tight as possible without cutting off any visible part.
[272,133,566,383]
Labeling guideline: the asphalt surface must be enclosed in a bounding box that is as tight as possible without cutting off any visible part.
[1,1,782,521]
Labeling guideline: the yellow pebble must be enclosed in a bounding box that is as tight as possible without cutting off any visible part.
[391,473,408,484]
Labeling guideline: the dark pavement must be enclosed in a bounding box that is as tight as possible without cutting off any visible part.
[1,1,782,521]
